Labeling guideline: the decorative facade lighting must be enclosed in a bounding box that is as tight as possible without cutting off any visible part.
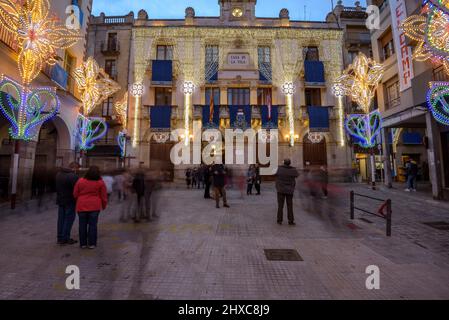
[0,0,81,85]
[427,81,449,125]
[131,83,144,97]
[281,82,295,147]
[308,132,324,144]
[183,81,195,146]
[76,114,108,151]
[130,82,144,148]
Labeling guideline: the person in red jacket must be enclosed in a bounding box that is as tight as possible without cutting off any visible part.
[73,166,108,249]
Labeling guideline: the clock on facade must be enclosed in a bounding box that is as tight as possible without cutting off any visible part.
[232,7,243,18]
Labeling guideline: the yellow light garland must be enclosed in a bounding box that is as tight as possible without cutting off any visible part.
[333,53,384,114]
[0,0,81,85]
[114,92,128,126]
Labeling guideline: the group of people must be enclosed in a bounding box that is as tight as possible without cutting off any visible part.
[55,163,162,249]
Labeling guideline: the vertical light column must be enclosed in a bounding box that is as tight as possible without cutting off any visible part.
[282,82,295,147]
[337,96,345,147]
[131,83,144,148]
[183,81,195,146]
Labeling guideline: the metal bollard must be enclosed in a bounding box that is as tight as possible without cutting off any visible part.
[350,191,354,220]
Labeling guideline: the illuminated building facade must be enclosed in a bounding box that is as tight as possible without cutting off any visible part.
[87,0,352,181]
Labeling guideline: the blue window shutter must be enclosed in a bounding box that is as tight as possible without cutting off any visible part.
[152,60,173,83]
[150,106,172,129]
[261,106,278,128]
[304,61,325,84]
[308,106,329,132]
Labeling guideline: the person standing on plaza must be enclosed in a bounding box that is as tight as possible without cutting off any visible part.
[405,159,418,192]
[55,162,79,245]
[212,163,229,208]
[275,159,299,225]
[73,166,108,249]
[204,165,212,199]
[102,172,114,201]
[132,171,146,222]
[246,165,255,195]
[113,170,125,201]
[185,168,192,189]
[318,165,329,199]
[254,164,261,195]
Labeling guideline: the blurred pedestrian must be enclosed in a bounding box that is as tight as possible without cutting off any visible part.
[185,168,192,189]
[247,165,255,195]
[55,162,79,245]
[73,166,108,249]
[102,172,114,200]
[318,166,329,199]
[212,163,229,208]
[132,171,146,222]
[114,170,125,201]
[254,164,261,195]
[275,159,299,225]
[204,165,212,199]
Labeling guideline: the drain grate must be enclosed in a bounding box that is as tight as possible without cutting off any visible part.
[264,249,303,261]
[422,221,449,231]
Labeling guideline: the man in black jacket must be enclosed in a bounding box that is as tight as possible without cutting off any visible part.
[275,159,299,225]
[212,163,230,209]
[55,162,79,245]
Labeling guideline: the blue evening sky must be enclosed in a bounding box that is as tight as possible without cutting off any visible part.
[92,0,367,21]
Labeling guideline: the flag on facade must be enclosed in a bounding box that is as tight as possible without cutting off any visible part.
[209,90,214,123]
[267,94,272,120]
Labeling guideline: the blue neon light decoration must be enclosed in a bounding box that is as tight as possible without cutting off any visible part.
[427,81,449,126]
[0,75,60,141]
[76,114,108,151]
[345,110,383,148]
[117,131,127,157]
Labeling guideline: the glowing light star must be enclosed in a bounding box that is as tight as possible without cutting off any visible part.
[345,110,383,148]
[0,75,60,140]
[333,53,384,114]
[73,57,121,116]
[0,0,81,85]
[401,5,449,75]
[117,130,127,157]
[427,81,449,125]
[76,114,108,151]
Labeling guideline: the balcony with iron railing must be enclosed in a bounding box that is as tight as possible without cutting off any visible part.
[101,40,120,56]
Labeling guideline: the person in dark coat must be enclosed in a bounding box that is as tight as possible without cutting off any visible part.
[275,159,299,225]
[254,164,261,195]
[132,172,146,222]
[212,163,229,208]
[318,166,329,199]
[55,162,80,245]
[204,165,212,199]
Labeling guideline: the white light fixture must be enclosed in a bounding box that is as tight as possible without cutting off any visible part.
[131,82,144,97]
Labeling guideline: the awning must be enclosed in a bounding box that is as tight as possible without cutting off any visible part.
[304,61,325,85]
[202,105,220,127]
[229,106,251,129]
[152,60,173,84]
[261,105,278,128]
[150,105,172,129]
[308,106,329,132]
[403,132,423,145]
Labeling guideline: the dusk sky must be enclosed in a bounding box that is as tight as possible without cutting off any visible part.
[92,0,368,21]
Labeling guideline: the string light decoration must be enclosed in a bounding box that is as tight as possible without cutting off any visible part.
[333,53,384,114]
[0,75,60,140]
[130,82,144,148]
[345,110,383,148]
[401,3,449,75]
[114,92,128,126]
[427,81,449,125]
[281,82,296,147]
[401,1,449,126]
[0,0,81,85]
[76,114,108,151]
[73,57,121,116]
[308,132,324,144]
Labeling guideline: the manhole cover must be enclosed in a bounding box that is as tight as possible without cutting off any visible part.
[264,249,303,261]
[422,221,449,230]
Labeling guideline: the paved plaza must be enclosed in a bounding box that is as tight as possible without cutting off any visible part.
[0,182,449,300]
